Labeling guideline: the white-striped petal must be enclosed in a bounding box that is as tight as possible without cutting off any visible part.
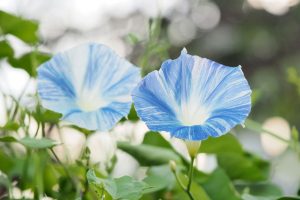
[38,43,140,131]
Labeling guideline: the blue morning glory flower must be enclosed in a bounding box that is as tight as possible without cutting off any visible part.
[37,43,140,131]
[132,49,251,141]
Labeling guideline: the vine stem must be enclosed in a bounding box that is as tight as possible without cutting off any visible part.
[185,140,201,200]
[171,156,196,200]
[186,156,195,200]
[170,162,186,192]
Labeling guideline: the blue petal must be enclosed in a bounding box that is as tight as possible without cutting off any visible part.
[38,43,141,131]
[132,71,182,132]
[132,49,251,140]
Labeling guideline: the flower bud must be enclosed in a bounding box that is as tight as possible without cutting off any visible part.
[185,140,201,158]
[169,160,177,172]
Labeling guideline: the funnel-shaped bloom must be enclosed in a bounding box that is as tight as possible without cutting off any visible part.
[132,49,251,140]
[38,43,140,131]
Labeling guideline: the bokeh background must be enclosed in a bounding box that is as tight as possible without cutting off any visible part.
[0,0,300,199]
[1,0,300,123]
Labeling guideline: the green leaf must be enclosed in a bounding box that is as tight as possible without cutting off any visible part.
[200,134,243,154]
[291,126,299,142]
[236,183,282,197]
[0,150,15,173]
[117,142,181,166]
[87,169,147,200]
[0,135,58,149]
[217,152,270,182]
[31,151,48,197]
[8,51,51,77]
[32,108,61,124]
[0,121,20,131]
[0,10,39,43]
[202,168,241,200]
[0,173,11,188]
[242,194,271,200]
[251,89,262,106]
[126,33,140,45]
[143,165,175,193]
[287,67,300,96]
[114,176,147,199]
[0,40,14,59]
[87,169,116,198]
[142,131,173,149]
[43,164,60,195]
[58,176,82,200]
[127,104,139,121]
[0,136,17,142]
[19,137,59,149]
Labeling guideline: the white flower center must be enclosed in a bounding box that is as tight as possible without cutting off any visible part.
[177,101,210,126]
[77,95,108,112]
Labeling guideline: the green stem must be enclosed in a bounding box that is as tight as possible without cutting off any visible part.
[83,152,90,198]
[186,157,195,200]
[41,122,46,137]
[34,122,40,138]
[172,170,186,192]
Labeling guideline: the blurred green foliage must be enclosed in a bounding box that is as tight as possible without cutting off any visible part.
[0,10,38,44]
[8,51,50,77]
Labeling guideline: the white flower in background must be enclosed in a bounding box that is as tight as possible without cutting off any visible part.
[111,121,148,177]
[247,0,300,15]
[161,132,189,159]
[86,132,116,166]
[112,150,139,178]
[260,117,291,157]
[11,188,34,199]
[134,121,149,142]
[196,153,217,173]
[112,121,135,142]
[271,150,300,195]
[0,62,36,99]
[112,120,148,145]
[0,61,36,127]
[50,126,86,163]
